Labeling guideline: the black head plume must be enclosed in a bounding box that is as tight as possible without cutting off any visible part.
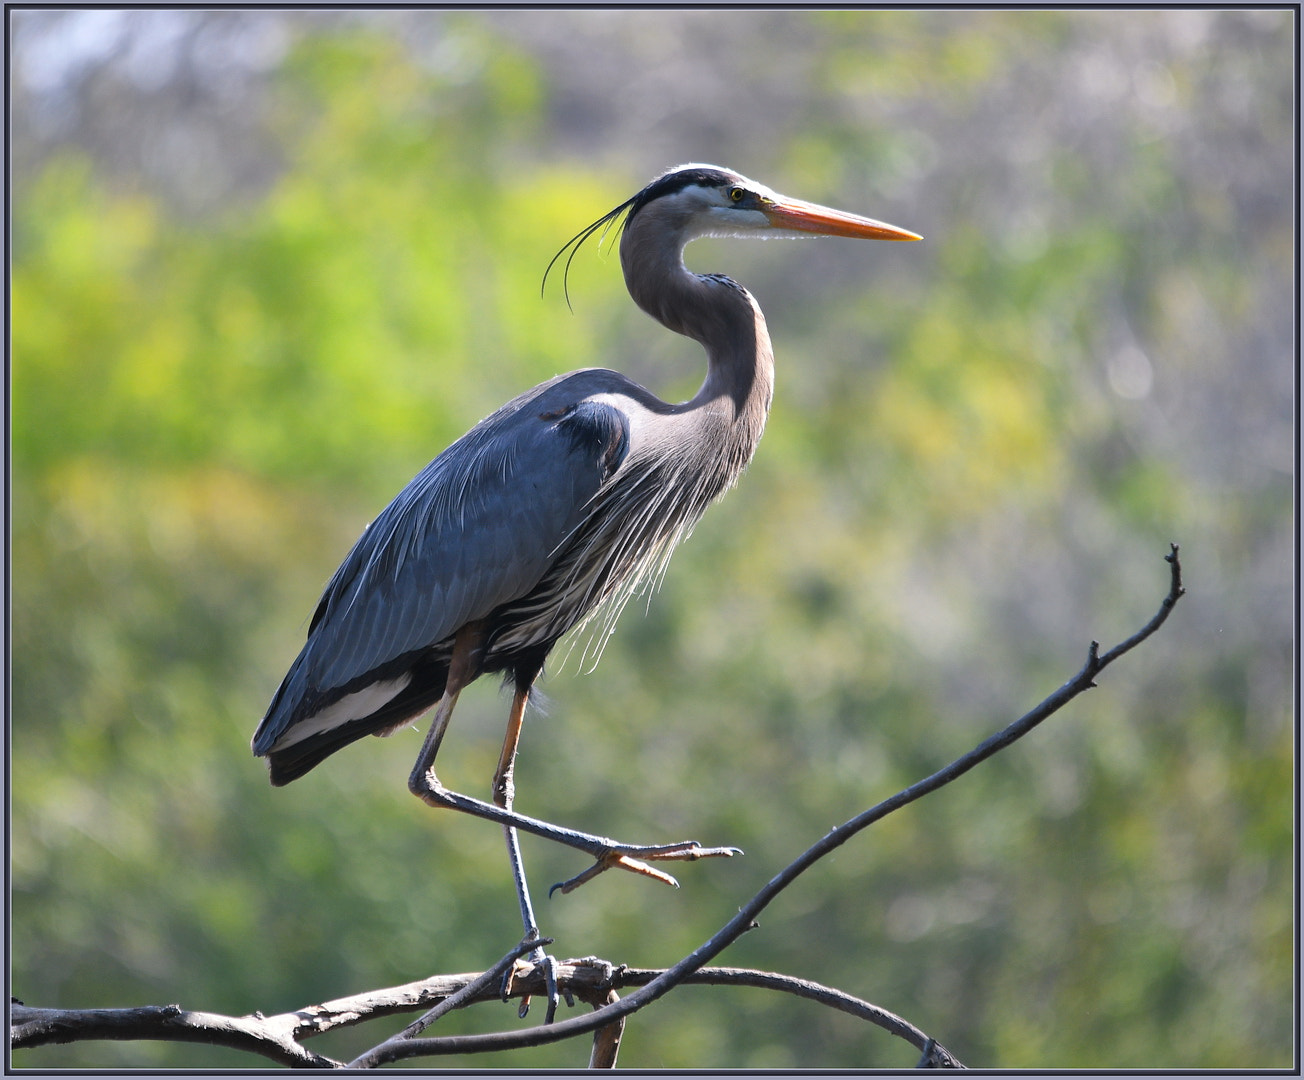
[541,194,637,313]
[542,164,743,311]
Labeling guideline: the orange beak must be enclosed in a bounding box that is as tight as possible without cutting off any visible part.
[763,197,922,242]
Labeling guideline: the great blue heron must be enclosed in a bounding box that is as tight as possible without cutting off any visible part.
[253,163,918,1013]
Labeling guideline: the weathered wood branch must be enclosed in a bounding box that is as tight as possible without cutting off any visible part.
[10,962,953,1069]
[9,1001,337,1069]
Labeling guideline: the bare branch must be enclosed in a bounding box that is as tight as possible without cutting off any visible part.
[918,1036,967,1069]
[9,1002,342,1069]
[362,546,1185,1065]
[10,948,542,1069]
[612,965,958,1063]
[585,988,624,1069]
[10,961,957,1069]
[463,958,959,1061]
[12,548,1182,1070]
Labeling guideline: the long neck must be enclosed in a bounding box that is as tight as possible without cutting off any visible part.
[619,204,775,451]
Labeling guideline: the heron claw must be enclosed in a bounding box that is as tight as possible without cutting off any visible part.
[503,950,561,1023]
[500,956,528,1004]
[549,841,742,896]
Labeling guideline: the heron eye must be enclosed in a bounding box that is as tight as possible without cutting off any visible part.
[728,187,745,203]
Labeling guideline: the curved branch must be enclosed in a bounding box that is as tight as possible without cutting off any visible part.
[12,547,1183,1070]
[364,545,1185,1065]
[9,1002,341,1069]
[484,961,965,1067]
[615,966,946,1054]
[11,961,949,1067]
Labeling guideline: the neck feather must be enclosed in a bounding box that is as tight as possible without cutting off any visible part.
[619,204,775,437]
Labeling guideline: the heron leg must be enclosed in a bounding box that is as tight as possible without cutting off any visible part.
[494,680,559,1023]
[406,621,487,797]
[408,627,740,894]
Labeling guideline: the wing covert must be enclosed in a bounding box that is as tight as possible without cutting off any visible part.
[254,379,632,751]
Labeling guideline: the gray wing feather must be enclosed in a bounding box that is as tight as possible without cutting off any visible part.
[314,408,607,684]
[255,373,631,752]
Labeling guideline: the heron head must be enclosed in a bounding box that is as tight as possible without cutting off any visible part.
[543,163,919,308]
[626,163,923,244]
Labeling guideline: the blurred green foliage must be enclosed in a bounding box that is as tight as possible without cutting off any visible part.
[11,10,1292,1069]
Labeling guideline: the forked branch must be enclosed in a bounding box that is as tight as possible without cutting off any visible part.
[11,546,1184,1069]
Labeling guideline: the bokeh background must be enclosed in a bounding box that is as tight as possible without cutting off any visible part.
[10,9,1294,1070]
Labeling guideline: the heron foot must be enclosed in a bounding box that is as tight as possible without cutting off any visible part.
[409,776,740,894]
[549,841,743,896]
[503,948,561,1023]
